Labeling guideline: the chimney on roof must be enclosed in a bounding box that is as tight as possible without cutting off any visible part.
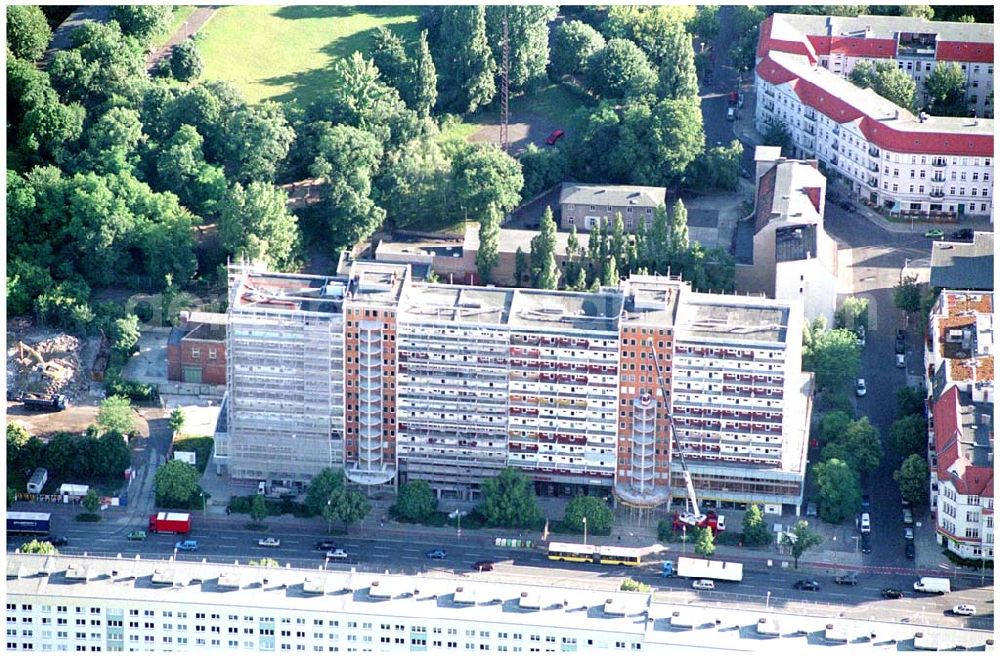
[894,110,899,120]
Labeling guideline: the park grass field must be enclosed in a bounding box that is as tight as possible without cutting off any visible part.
[196,5,420,107]
[152,6,197,49]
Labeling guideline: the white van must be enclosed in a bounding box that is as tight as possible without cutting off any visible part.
[913,577,951,594]
[726,107,736,122]
[860,512,871,534]
[692,579,715,591]
[257,481,267,496]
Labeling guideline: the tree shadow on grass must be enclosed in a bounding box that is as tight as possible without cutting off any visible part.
[274,5,358,20]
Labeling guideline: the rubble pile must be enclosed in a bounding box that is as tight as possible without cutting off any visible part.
[6,319,91,401]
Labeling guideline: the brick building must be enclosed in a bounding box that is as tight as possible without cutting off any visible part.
[166,311,227,385]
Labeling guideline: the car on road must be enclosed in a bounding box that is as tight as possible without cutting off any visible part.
[314,540,336,551]
[860,512,871,534]
[951,604,977,616]
[901,496,912,508]
[794,579,821,591]
[127,530,147,541]
[896,353,906,369]
[904,526,914,540]
[544,129,565,145]
[692,579,715,591]
[950,228,974,241]
[806,501,817,517]
[738,92,745,108]
[472,560,495,572]
[41,535,68,547]
[881,588,903,599]
[861,535,872,554]
[834,572,858,585]
[257,537,281,548]
[903,508,914,525]
[838,200,857,212]
[175,540,198,552]
[726,107,736,121]
[861,494,871,511]
[856,325,866,347]
[728,91,738,105]
[895,329,906,354]
[426,548,448,560]
[905,541,915,559]
[325,548,348,560]
[924,228,944,239]
[856,378,867,397]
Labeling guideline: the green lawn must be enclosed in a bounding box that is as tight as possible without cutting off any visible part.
[152,6,197,49]
[196,5,420,107]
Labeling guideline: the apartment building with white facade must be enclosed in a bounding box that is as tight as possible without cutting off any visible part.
[223,264,811,510]
[755,16,994,222]
[758,13,994,119]
[9,554,992,653]
[924,289,994,561]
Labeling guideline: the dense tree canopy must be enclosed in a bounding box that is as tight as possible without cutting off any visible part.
[49,20,147,108]
[110,5,173,45]
[485,6,557,92]
[551,20,606,77]
[813,458,861,523]
[436,6,496,113]
[218,181,301,270]
[587,38,657,100]
[224,101,295,183]
[479,467,541,528]
[924,62,967,116]
[7,5,52,62]
[452,143,523,222]
[849,60,917,111]
[170,39,204,82]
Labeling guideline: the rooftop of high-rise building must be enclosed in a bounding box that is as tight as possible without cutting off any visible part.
[675,294,791,344]
[619,276,684,327]
[346,262,409,307]
[232,271,349,314]
[930,232,994,290]
[509,289,623,333]
[399,283,513,325]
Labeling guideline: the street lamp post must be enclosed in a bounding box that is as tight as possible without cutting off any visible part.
[766,591,771,610]
[201,492,206,522]
[326,498,332,535]
[582,517,588,546]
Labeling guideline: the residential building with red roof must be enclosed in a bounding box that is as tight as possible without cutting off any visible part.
[924,290,993,560]
[755,14,994,223]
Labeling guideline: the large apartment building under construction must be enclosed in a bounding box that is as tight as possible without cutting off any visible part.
[219,262,812,513]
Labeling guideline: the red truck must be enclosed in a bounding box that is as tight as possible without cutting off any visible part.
[148,512,192,534]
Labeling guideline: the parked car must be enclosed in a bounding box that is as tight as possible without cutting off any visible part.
[924,228,944,239]
[544,129,565,145]
[951,604,977,616]
[472,560,495,572]
[896,353,906,369]
[325,548,348,560]
[861,535,872,554]
[794,579,821,591]
[903,508,914,525]
[834,572,858,585]
[426,548,448,560]
[901,496,912,508]
[737,92,745,108]
[856,325,866,347]
[314,540,336,551]
[40,535,68,547]
[856,378,867,397]
[881,588,903,599]
[257,537,281,548]
[806,501,817,517]
[905,541,915,559]
[895,329,906,354]
[726,107,736,121]
[175,540,198,552]
[838,200,857,212]
[728,91,738,105]
[860,512,871,534]
[950,228,974,240]
[127,530,147,541]
[904,526,914,540]
[861,494,871,511]
[692,579,716,591]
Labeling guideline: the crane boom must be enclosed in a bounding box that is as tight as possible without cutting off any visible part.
[647,340,703,524]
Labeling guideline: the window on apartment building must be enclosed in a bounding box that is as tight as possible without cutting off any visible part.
[960,188,966,195]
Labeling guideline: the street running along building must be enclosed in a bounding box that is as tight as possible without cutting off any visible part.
[219,261,810,515]
[755,12,994,222]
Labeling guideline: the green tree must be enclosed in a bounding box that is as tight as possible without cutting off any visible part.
[437,6,496,113]
[224,101,295,183]
[894,454,929,507]
[619,577,652,592]
[532,207,560,290]
[803,327,861,396]
[332,490,371,533]
[900,5,934,19]
[563,495,613,535]
[821,417,882,476]
[321,499,340,535]
[168,408,186,435]
[476,210,501,284]
[818,410,853,445]
[370,27,412,96]
[110,5,173,45]
[741,504,773,546]
[566,225,581,261]
[19,539,57,555]
[835,296,870,331]
[479,467,541,528]
[79,106,145,175]
[670,199,690,254]
[762,117,793,156]
[393,480,438,522]
[305,468,345,517]
[374,134,455,229]
[48,20,147,108]
[156,124,227,216]
[519,143,568,199]
[7,5,52,62]
[98,395,136,437]
[111,314,140,355]
[893,275,923,314]
[410,30,438,117]
[250,494,268,523]
[90,430,131,480]
[924,62,967,116]
[780,520,823,569]
[485,6,557,92]
[8,60,85,164]
[813,458,861,524]
[83,488,101,514]
[170,39,203,82]
[897,386,928,418]
[514,247,529,287]
[219,181,301,270]
[551,20,605,77]
[690,6,720,41]
[154,459,201,508]
[729,6,767,73]
[452,144,523,222]
[7,487,15,508]
[849,60,916,111]
[7,422,32,471]
[588,38,657,99]
[685,140,743,192]
[657,20,699,100]
[889,414,928,458]
[694,526,715,557]
[601,255,619,287]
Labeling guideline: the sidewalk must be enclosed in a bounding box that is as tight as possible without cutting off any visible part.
[146,6,221,73]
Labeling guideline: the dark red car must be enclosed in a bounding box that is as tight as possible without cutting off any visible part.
[545,129,565,145]
[728,91,738,105]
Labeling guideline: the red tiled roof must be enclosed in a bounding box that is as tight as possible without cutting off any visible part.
[937,41,994,64]
[756,56,995,157]
[754,166,778,235]
[803,186,822,214]
[757,14,817,64]
[933,385,994,498]
[808,35,898,59]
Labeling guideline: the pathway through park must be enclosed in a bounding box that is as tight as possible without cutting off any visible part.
[146,6,221,73]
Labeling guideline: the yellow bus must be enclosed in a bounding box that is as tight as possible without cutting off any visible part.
[547,542,643,566]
